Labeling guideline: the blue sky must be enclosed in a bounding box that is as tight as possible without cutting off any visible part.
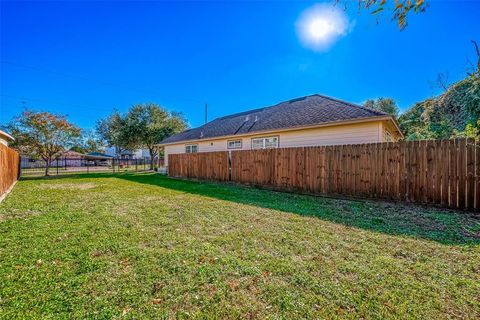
[1,1,479,130]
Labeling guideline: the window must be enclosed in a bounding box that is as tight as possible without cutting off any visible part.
[185,144,198,153]
[251,136,279,149]
[227,140,242,149]
[385,131,393,142]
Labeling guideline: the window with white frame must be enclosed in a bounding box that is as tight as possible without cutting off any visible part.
[251,136,279,149]
[384,131,393,142]
[185,144,198,153]
[227,140,242,149]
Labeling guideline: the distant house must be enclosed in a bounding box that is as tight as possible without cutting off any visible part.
[85,152,113,160]
[0,130,14,147]
[158,94,403,166]
[62,150,84,159]
[104,147,150,159]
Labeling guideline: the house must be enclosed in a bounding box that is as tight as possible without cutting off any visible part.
[0,130,14,147]
[62,150,85,159]
[84,152,113,166]
[85,152,113,160]
[158,94,403,166]
[104,147,151,159]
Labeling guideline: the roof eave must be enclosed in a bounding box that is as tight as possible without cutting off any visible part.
[0,130,15,142]
[157,115,398,147]
[387,116,404,139]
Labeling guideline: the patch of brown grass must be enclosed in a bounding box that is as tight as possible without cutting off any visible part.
[39,183,98,190]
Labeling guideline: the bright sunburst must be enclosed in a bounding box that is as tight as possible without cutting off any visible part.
[296,3,351,52]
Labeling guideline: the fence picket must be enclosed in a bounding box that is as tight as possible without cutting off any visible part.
[0,144,19,199]
[169,138,478,211]
[466,138,475,210]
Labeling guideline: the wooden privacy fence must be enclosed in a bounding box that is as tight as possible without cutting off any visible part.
[0,143,20,199]
[168,138,480,211]
[168,151,229,182]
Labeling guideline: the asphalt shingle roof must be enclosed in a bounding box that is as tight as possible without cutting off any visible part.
[160,94,387,144]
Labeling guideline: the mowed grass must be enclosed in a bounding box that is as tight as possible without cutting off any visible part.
[0,173,479,319]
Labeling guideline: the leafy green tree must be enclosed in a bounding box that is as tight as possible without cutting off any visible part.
[399,73,480,140]
[398,40,480,140]
[123,103,187,169]
[6,110,81,175]
[464,120,480,139]
[364,97,400,117]
[95,110,128,157]
[70,130,105,154]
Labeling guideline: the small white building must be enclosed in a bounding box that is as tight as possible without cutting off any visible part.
[104,147,151,159]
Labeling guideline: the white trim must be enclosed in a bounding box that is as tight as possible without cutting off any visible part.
[251,136,279,149]
[185,144,198,153]
[227,139,242,149]
[0,130,14,142]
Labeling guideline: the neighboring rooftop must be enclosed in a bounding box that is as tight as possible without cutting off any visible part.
[160,94,388,144]
[62,150,85,158]
[85,152,113,159]
[0,130,15,142]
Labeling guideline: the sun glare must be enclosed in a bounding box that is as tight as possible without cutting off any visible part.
[296,3,351,52]
[308,18,334,40]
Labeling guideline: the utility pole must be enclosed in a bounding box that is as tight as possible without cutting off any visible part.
[204,103,208,124]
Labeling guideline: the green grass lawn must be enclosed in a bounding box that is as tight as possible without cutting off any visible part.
[0,173,479,319]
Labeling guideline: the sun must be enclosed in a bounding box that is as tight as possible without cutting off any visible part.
[296,4,351,52]
[308,18,334,40]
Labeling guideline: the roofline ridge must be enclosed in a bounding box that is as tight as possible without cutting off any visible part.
[312,93,387,115]
[211,93,318,122]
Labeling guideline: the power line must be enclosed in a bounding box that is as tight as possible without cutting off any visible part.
[0,94,104,111]
[0,93,207,127]
[1,60,212,122]
[0,60,205,105]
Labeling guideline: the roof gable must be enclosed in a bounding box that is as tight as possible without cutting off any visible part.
[160,94,387,144]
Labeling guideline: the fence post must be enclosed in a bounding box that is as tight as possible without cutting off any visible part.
[57,157,59,175]
[228,151,232,181]
[112,158,115,173]
[144,157,146,171]
[18,154,21,179]
[135,158,138,172]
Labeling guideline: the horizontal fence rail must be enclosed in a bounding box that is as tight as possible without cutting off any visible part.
[0,144,20,198]
[169,138,480,211]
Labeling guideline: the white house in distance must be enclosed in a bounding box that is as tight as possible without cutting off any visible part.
[104,147,151,159]
[0,130,14,147]
[158,94,403,166]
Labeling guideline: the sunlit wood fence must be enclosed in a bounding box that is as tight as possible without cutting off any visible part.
[0,143,20,200]
[168,151,229,182]
[168,138,480,211]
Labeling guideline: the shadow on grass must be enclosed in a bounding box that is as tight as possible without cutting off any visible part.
[23,172,480,245]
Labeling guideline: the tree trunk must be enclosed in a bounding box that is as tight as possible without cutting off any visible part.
[148,147,156,170]
[45,159,51,176]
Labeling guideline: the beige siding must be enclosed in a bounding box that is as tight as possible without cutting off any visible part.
[381,121,401,142]
[164,121,388,166]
